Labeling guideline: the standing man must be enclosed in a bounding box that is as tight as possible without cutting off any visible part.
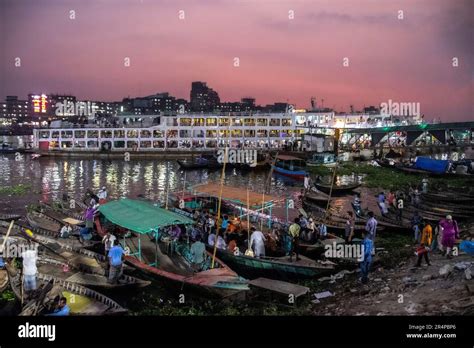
[360,231,374,284]
[377,192,388,216]
[250,227,266,258]
[108,240,125,284]
[97,186,107,204]
[288,218,301,262]
[421,178,429,194]
[190,235,206,272]
[365,212,378,255]
[102,231,116,257]
[304,174,311,192]
[415,220,432,267]
[345,211,355,243]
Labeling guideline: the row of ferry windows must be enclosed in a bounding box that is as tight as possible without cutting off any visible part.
[174,118,292,127]
[39,129,303,139]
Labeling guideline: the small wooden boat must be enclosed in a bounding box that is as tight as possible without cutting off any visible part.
[304,190,330,205]
[314,182,361,195]
[351,203,412,231]
[422,192,474,204]
[96,199,249,299]
[0,213,22,221]
[5,263,127,316]
[27,210,62,234]
[38,203,84,225]
[177,156,222,170]
[205,245,335,281]
[0,269,8,292]
[36,256,151,290]
[271,155,308,180]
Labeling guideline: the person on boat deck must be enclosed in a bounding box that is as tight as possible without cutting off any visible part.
[169,224,182,240]
[84,205,96,229]
[208,232,216,246]
[305,218,316,242]
[298,214,308,233]
[345,212,355,243]
[439,215,459,259]
[411,212,423,244]
[318,222,328,240]
[216,234,226,250]
[250,227,266,258]
[304,174,311,192]
[360,231,374,284]
[108,240,124,284]
[190,235,206,272]
[22,247,38,294]
[190,223,201,242]
[288,218,301,262]
[365,212,377,255]
[421,178,429,194]
[377,192,388,216]
[413,188,421,207]
[353,193,362,214]
[228,238,238,253]
[59,223,72,238]
[46,296,70,316]
[415,220,432,267]
[221,215,230,232]
[97,186,107,204]
[102,231,116,256]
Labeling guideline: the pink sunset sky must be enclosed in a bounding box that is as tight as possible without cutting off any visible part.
[0,0,472,121]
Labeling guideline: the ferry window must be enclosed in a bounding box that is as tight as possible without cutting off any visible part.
[61,141,73,148]
[219,130,229,138]
[87,130,98,138]
[193,130,205,138]
[231,118,242,126]
[219,118,230,127]
[206,118,217,126]
[74,141,86,148]
[39,130,50,139]
[257,130,267,137]
[140,130,152,138]
[153,141,165,148]
[193,118,205,126]
[153,130,164,138]
[179,130,191,138]
[206,140,217,148]
[167,130,177,138]
[270,130,279,137]
[270,119,280,126]
[114,141,125,148]
[140,141,152,148]
[257,119,267,126]
[206,130,217,138]
[126,141,138,149]
[179,118,192,126]
[74,130,86,138]
[244,130,255,137]
[101,130,112,138]
[114,130,125,138]
[87,140,98,148]
[282,119,292,126]
[244,118,255,126]
[61,131,73,138]
[232,130,242,137]
[127,130,138,138]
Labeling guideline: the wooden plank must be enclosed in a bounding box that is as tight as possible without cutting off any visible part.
[193,183,279,207]
[249,277,309,298]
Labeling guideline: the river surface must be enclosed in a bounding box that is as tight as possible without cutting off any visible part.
[0,153,310,214]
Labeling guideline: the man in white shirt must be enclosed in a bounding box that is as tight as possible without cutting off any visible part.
[22,248,38,294]
[98,187,107,202]
[102,232,117,256]
[59,223,72,238]
[250,227,266,258]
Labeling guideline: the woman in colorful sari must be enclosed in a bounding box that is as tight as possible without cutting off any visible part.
[439,215,459,259]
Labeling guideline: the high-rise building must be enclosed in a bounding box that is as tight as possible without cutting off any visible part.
[3,96,29,123]
[190,81,220,112]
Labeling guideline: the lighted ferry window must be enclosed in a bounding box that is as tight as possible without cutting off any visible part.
[206,118,217,126]
[61,131,73,138]
[232,130,242,137]
[206,130,216,137]
[194,118,205,126]
[179,118,192,126]
[127,130,138,138]
[39,130,50,138]
[206,140,217,148]
[140,130,152,138]
[257,118,267,126]
[74,130,85,138]
[153,130,164,138]
[270,119,280,126]
[257,130,267,137]
[244,118,255,126]
[231,118,242,126]
[244,130,255,137]
[101,130,112,138]
[114,130,125,138]
[282,119,292,126]
[270,130,278,137]
[167,130,177,138]
[74,141,86,148]
[87,130,98,138]
[61,141,73,148]
[51,131,60,139]
[219,118,230,126]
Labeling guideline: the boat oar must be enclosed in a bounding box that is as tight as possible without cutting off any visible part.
[211,146,227,269]
[0,220,15,254]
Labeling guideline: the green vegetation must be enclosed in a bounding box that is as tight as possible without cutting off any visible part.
[0,290,15,302]
[0,184,32,196]
[309,163,474,190]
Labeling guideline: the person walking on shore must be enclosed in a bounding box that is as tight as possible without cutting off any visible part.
[439,215,459,259]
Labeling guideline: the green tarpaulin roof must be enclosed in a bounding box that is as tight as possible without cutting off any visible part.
[99,198,194,234]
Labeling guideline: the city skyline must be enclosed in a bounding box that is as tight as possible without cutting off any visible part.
[1,0,472,121]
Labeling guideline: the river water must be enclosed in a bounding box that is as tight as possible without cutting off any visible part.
[0,153,307,214]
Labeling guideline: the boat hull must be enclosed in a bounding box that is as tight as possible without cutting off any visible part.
[272,165,307,180]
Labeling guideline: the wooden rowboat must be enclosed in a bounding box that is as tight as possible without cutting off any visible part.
[5,263,127,316]
[27,211,62,234]
[205,245,335,281]
[314,182,361,195]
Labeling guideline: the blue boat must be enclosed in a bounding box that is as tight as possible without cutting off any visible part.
[272,155,308,180]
